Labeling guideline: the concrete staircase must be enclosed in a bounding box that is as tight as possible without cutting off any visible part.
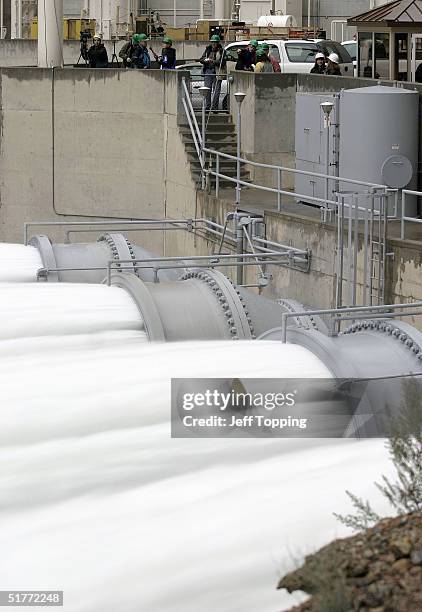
[179,112,250,188]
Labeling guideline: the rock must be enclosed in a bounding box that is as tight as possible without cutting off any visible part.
[278,511,422,612]
[390,535,412,558]
[393,558,410,572]
[410,548,422,565]
[347,559,369,577]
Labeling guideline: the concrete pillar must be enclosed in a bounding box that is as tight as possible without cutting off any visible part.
[38,0,63,67]
[214,0,225,20]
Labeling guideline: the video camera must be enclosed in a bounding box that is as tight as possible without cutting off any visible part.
[80,30,91,48]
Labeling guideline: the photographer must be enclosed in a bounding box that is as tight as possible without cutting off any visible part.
[86,34,109,68]
[119,34,134,68]
[129,34,151,70]
[199,34,227,111]
[150,37,176,70]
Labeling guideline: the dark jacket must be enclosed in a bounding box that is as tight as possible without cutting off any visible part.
[159,47,176,69]
[199,44,227,75]
[119,40,134,67]
[326,65,342,76]
[130,45,151,69]
[235,48,255,71]
[87,44,109,68]
[269,55,281,73]
[310,62,326,74]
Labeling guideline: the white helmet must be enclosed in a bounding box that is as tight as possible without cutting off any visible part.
[93,33,102,41]
[315,52,325,60]
[328,53,340,64]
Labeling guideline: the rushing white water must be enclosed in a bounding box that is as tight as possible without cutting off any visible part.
[0,339,393,612]
[0,283,144,340]
[0,244,43,282]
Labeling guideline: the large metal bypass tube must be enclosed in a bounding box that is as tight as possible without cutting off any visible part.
[29,234,184,283]
[260,321,422,436]
[110,270,303,342]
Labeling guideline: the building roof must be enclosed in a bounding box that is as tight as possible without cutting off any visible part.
[348,0,422,26]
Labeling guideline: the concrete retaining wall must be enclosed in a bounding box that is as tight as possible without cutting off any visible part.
[2,64,422,325]
[0,67,196,249]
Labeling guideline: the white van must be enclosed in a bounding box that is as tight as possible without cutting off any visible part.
[225,39,354,75]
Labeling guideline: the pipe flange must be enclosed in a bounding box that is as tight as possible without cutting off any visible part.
[342,319,422,359]
[98,233,136,273]
[179,269,253,340]
[109,272,165,341]
[28,235,59,282]
[277,298,329,335]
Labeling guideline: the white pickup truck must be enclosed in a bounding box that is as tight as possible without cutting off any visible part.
[225,39,354,75]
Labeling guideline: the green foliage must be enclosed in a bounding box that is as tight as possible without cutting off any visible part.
[333,490,381,531]
[335,378,422,532]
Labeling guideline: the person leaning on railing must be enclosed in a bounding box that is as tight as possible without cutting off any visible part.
[235,40,258,71]
[260,43,280,72]
[254,47,274,73]
[310,52,326,75]
[199,34,227,111]
[326,53,342,76]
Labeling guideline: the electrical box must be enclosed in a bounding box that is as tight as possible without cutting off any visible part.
[295,92,339,204]
[295,86,419,215]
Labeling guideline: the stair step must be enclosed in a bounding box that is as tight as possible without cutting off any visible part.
[180,127,235,136]
[179,123,235,133]
[182,134,237,144]
[193,114,232,123]
[190,158,247,167]
[191,171,250,180]
[184,143,238,152]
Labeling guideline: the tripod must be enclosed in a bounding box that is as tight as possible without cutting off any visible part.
[77,43,89,66]
[111,39,120,67]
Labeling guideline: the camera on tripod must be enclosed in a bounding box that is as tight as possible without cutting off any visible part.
[77,29,92,65]
[80,29,91,49]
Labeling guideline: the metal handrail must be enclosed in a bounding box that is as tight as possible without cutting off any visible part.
[182,98,203,165]
[181,77,202,146]
[401,189,422,240]
[203,147,391,191]
[24,218,204,245]
[280,301,422,343]
[206,168,340,209]
[106,251,309,284]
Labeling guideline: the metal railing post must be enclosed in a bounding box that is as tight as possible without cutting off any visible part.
[401,191,406,240]
[201,96,206,190]
[277,168,281,212]
[234,92,246,209]
[198,86,210,191]
[236,105,241,206]
[235,213,244,285]
[352,193,359,307]
[216,153,220,199]
[281,312,288,343]
[335,193,344,311]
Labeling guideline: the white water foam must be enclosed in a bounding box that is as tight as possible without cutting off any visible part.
[0,283,144,340]
[0,244,43,282]
[0,338,393,612]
